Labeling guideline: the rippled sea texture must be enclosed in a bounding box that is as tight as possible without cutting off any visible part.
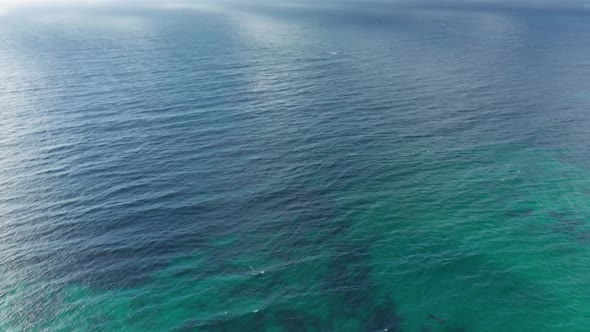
[3,1,590,331]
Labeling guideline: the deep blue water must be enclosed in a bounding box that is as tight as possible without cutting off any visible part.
[2,1,590,331]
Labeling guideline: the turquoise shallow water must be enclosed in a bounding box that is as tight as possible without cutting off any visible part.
[2,1,590,331]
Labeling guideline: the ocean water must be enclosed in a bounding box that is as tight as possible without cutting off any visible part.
[2,1,590,331]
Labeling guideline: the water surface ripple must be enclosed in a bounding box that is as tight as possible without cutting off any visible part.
[2,2,590,331]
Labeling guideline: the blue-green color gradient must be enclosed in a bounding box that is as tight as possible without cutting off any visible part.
[2,1,590,331]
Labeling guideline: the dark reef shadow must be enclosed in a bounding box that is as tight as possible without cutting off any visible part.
[548,211,589,245]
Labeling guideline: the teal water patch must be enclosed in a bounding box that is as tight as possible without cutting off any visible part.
[348,145,590,331]
[3,145,590,331]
